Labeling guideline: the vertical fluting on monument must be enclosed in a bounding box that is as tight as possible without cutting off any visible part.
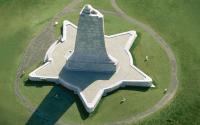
[65,5,117,72]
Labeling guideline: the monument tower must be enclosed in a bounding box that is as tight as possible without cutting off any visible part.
[65,5,117,72]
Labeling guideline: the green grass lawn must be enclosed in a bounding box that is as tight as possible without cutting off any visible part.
[116,0,200,125]
[0,0,71,125]
[1,0,199,125]
[20,11,170,125]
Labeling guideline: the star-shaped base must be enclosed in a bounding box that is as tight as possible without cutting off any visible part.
[29,21,154,113]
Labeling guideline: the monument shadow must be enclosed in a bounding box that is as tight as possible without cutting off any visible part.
[59,67,114,91]
[25,72,150,125]
[25,81,89,125]
[25,65,114,125]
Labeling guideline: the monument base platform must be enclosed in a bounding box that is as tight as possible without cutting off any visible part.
[29,21,153,113]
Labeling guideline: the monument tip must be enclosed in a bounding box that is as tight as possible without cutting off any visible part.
[81,4,103,17]
[82,4,91,14]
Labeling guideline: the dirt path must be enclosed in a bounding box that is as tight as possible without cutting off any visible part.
[108,0,179,124]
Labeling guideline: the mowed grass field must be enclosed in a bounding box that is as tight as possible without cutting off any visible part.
[0,0,71,125]
[0,0,199,125]
[116,0,200,125]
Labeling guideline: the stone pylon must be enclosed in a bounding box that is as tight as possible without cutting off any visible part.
[65,5,117,72]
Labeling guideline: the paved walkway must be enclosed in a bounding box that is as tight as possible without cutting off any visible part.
[108,0,179,124]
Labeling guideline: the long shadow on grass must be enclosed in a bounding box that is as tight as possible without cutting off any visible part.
[25,81,150,124]
[25,80,89,125]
